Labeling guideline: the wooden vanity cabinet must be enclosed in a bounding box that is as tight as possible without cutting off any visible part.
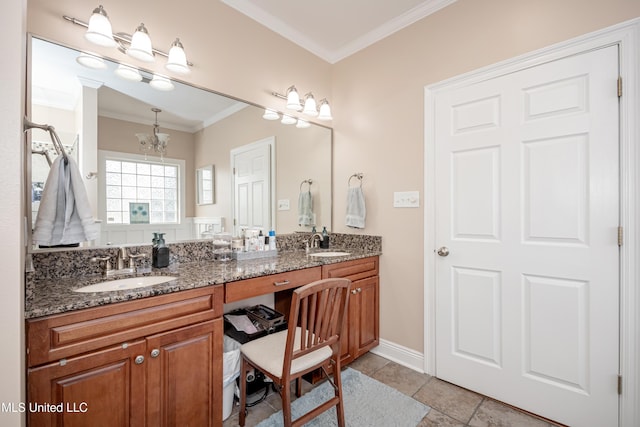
[26,286,224,427]
[322,256,380,365]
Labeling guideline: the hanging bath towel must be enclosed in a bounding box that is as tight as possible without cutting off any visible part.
[346,187,366,229]
[298,190,314,226]
[33,156,99,246]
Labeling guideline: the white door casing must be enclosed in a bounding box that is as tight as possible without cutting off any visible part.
[426,20,640,427]
[231,137,275,235]
[431,45,618,427]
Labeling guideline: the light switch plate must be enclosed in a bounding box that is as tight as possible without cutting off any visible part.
[393,191,420,208]
[277,199,290,210]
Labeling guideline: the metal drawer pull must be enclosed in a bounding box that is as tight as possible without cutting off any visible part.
[273,280,291,287]
[150,349,160,358]
[134,355,145,365]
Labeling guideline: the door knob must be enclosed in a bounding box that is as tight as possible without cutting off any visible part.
[437,247,450,257]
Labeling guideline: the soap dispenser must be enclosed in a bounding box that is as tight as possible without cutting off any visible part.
[321,226,329,249]
[152,233,170,268]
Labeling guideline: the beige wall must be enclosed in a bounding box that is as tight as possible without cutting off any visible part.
[331,0,640,352]
[194,105,332,234]
[23,0,640,360]
[98,116,197,217]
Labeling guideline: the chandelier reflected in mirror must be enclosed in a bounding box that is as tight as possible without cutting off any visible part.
[136,108,169,157]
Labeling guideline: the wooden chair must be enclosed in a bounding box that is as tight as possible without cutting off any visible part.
[239,278,352,427]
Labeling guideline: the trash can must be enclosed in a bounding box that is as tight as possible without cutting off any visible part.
[222,335,241,421]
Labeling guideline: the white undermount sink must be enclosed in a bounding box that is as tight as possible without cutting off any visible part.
[74,276,178,293]
[308,251,351,258]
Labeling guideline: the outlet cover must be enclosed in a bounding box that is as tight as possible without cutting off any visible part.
[393,191,420,208]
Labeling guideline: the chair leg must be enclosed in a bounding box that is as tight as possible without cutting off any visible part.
[295,377,302,397]
[239,357,248,427]
[333,360,345,427]
[281,377,293,427]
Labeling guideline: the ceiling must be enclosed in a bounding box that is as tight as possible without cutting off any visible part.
[221,0,457,63]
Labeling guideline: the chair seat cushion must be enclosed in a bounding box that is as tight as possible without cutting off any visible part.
[240,327,333,378]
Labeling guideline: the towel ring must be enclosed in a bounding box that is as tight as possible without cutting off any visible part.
[348,173,363,188]
[300,179,313,191]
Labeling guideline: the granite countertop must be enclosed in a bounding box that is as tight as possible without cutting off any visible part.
[25,249,381,320]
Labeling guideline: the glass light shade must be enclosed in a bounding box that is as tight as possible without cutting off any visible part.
[317,99,333,121]
[302,94,318,116]
[296,119,311,129]
[114,64,142,81]
[127,24,154,62]
[149,75,174,91]
[84,5,116,47]
[76,54,106,69]
[281,115,296,125]
[156,133,170,148]
[286,86,301,111]
[262,109,280,120]
[165,38,190,74]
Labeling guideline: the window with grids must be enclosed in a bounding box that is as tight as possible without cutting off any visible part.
[105,158,179,224]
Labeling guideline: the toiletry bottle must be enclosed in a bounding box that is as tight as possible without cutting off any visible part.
[258,230,265,251]
[268,230,276,250]
[321,226,329,249]
[153,233,170,268]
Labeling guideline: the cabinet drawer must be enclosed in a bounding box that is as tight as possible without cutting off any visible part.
[27,285,223,367]
[225,267,321,303]
[322,256,379,281]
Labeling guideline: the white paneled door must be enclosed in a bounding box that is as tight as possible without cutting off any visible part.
[231,138,273,235]
[433,46,619,426]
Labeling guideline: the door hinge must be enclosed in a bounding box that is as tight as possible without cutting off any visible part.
[618,76,623,97]
[233,167,236,175]
[618,226,623,247]
[618,375,623,395]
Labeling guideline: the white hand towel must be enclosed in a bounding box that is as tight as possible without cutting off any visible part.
[298,190,314,226]
[33,156,99,246]
[346,187,366,229]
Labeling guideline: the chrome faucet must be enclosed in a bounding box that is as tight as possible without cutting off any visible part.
[308,233,324,249]
[116,247,129,270]
[91,248,147,277]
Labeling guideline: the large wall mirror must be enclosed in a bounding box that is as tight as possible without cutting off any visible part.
[27,36,332,250]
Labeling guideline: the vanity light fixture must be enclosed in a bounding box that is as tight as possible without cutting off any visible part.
[149,74,174,91]
[296,119,311,129]
[136,108,170,157]
[84,5,116,47]
[317,99,333,121]
[272,85,333,121]
[262,108,280,120]
[127,23,154,62]
[281,115,297,125]
[286,86,302,111]
[114,64,143,82]
[64,6,193,74]
[302,93,318,117]
[76,53,107,69]
[165,39,190,74]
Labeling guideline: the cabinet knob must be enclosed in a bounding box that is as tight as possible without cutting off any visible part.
[150,349,160,358]
[134,355,145,365]
[351,287,362,294]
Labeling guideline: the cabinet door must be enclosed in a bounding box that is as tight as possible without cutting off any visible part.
[28,340,146,427]
[145,319,223,427]
[351,276,380,358]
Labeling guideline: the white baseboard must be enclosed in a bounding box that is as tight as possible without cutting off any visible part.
[369,338,425,374]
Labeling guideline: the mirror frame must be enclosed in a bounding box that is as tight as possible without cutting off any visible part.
[25,33,334,252]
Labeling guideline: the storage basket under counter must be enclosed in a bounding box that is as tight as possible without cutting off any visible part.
[223,304,287,344]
